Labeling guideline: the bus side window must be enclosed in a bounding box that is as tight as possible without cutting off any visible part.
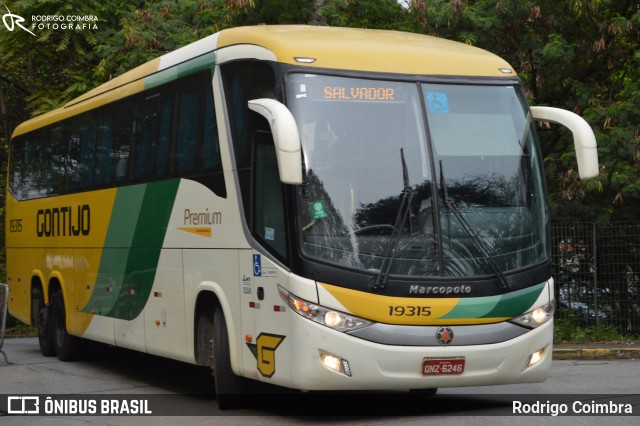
[252,131,287,260]
[8,135,25,199]
[47,123,77,195]
[8,137,24,197]
[156,93,173,178]
[202,80,219,170]
[176,80,200,173]
[111,101,134,182]
[95,113,113,186]
[8,132,44,199]
[9,70,221,198]
[134,92,160,180]
[221,61,277,229]
[71,115,97,190]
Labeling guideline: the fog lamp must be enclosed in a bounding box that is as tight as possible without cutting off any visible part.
[523,346,547,371]
[320,351,352,377]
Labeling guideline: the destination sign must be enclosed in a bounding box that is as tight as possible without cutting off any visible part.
[289,75,407,103]
[323,86,396,101]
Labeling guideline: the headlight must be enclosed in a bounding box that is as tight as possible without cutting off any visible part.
[278,285,372,332]
[509,302,554,329]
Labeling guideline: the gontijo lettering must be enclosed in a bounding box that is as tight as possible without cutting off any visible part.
[36,204,90,237]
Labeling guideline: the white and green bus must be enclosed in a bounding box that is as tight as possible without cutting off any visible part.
[6,25,598,408]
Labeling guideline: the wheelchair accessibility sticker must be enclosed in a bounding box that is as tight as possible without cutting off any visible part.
[427,92,449,113]
[253,254,262,276]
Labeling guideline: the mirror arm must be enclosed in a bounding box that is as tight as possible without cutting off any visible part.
[530,106,599,179]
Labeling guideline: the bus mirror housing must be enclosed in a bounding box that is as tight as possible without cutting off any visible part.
[248,98,303,185]
[530,106,599,180]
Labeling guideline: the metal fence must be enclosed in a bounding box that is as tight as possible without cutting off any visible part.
[0,282,9,363]
[551,222,640,333]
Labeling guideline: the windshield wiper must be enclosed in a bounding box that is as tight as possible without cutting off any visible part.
[439,160,512,291]
[371,148,413,292]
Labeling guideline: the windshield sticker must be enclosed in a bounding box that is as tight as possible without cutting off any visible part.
[264,227,275,240]
[297,83,307,99]
[427,92,449,113]
[310,200,328,219]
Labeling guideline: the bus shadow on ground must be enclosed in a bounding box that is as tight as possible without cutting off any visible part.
[74,341,515,417]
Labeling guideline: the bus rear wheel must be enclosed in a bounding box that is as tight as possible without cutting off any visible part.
[211,307,247,410]
[32,287,55,357]
[52,289,79,361]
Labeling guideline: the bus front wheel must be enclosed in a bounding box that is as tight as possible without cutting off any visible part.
[211,307,246,410]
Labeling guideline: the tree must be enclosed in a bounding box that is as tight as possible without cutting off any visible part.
[0,0,107,118]
[0,1,236,119]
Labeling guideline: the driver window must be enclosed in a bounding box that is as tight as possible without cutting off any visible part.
[253,131,287,260]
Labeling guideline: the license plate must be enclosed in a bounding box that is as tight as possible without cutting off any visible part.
[422,357,465,375]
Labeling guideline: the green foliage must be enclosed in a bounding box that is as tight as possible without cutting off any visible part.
[231,0,316,25]
[554,318,588,342]
[92,0,231,80]
[0,0,105,117]
[554,319,640,343]
[319,0,410,29]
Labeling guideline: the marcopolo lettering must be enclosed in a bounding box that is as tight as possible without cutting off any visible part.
[36,204,90,237]
[409,284,472,295]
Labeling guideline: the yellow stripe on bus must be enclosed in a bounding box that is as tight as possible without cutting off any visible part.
[319,282,461,325]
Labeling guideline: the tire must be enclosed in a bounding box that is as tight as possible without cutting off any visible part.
[195,311,213,366]
[52,289,79,361]
[211,307,246,410]
[32,287,55,357]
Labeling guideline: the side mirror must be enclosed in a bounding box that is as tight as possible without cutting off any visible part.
[248,98,303,185]
[530,106,599,179]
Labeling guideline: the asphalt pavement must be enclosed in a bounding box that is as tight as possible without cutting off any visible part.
[1,337,639,423]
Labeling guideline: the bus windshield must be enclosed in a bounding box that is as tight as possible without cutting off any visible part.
[287,73,549,279]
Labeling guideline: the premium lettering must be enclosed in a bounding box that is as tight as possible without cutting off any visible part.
[36,204,90,237]
[183,208,222,226]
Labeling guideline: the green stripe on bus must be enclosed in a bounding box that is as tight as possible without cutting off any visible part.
[82,179,180,320]
[480,282,545,318]
[145,51,216,90]
[106,185,146,246]
[440,282,545,320]
[438,294,501,319]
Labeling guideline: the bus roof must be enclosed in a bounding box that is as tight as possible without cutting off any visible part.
[218,25,515,76]
[12,25,516,137]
